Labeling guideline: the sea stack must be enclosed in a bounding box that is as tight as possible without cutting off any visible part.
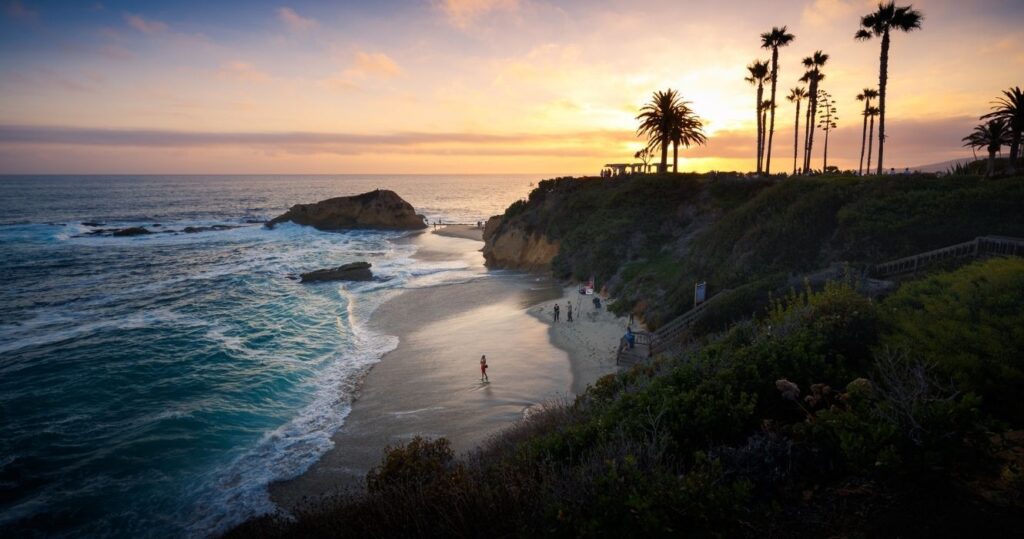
[266,190,427,231]
[299,262,374,283]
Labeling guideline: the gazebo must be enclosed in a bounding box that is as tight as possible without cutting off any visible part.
[601,163,657,177]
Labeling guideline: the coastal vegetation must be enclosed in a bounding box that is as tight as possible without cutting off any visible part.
[232,255,1024,537]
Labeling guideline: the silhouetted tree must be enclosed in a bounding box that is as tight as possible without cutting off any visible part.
[866,105,880,173]
[668,100,707,172]
[856,1,924,174]
[799,51,828,173]
[856,88,879,175]
[963,119,1012,177]
[760,26,795,175]
[981,86,1023,175]
[787,87,808,175]
[637,89,684,172]
[746,60,771,173]
[817,91,838,170]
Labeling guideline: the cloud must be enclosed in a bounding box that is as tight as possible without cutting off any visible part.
[124,13,167,34]
[434,0,519,28]
[801,0,860,27]
[6,0,37,20]
[277,6,317,32]
[323,51,402,91]
[217,61,272,83]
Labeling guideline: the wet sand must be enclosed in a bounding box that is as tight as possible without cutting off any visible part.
[432,224,484,241]
[269,234,569,509]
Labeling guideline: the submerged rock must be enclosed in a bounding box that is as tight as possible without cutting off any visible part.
[300,262,373,283]
[182,225,239,234]
[266,190,427,231]
[111,227,152,237]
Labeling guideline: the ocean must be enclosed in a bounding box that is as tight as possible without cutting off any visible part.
[0,175,540,538]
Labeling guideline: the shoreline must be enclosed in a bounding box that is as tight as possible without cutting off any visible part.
[267,229,625,512]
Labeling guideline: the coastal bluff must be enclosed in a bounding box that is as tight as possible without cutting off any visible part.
[266,190,427,231]
[482,215,559,270]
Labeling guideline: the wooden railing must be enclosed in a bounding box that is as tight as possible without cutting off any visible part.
[615,290,730,365]
[872,236,1024,278]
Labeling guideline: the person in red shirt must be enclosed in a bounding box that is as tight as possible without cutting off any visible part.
[479,354,489,382]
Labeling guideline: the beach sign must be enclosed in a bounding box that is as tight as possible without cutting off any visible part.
[694,281,707,306]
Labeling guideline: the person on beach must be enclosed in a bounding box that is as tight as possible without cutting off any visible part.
[625,327,636,349]
[480,354,489,382]
[553,303,560,322]
[566,301,573,323]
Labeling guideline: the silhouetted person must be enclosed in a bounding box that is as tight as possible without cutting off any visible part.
[553,303,560,322]
[566,301,573,323]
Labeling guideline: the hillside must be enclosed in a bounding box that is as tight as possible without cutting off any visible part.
[484,173,1024,329]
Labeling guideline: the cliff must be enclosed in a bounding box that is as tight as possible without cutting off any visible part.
[266,190,427,231]
[481,215,559,270]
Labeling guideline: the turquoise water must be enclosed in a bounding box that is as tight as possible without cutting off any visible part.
[0,175,538,537]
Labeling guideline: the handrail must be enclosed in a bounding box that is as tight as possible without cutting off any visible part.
[873,236,1024,278]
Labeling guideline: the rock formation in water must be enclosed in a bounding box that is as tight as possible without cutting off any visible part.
[266,190,427,231]
[300,262,374,283]
[482,215,559,270]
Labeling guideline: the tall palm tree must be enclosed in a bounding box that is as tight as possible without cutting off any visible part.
[856,88,879,175]
[865,106,880,173]
[962,119,1013,177]
[636,89,683,173]
[786,87,808,175]
[761,99,772,164]
[760,26,796,175]
[799,51,828,173]
[746,60,771,174]
[668,101,708,172]
[856,1,924,175]
[981,86,1023,175]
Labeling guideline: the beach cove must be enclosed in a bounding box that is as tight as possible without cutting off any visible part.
[271,225,627,510]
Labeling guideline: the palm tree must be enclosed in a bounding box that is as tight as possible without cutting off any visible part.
[746,60,771,173]
[637,89,683,173]
[817,91,838,170]
[761,99,772,164]
[799,51,828,173]
[981,86,1023,175]
[786,87,808,175]
[668,101,708,172]
[760,26,796,175]
[856,1,924,175]
[865,106,880,173]
[962,119,1013,177]
[856,88,879,175]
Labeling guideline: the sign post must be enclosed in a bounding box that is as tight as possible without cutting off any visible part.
[694,281,707,307]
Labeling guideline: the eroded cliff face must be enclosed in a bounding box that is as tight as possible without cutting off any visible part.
[482,215,559,271]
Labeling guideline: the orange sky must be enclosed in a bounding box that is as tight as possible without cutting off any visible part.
[0,0,1021,174]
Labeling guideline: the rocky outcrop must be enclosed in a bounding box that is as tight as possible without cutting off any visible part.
[266,190,427,231]
[111,227,152,237]
[183,225,239,234]
[300,262,373,283]
[482,215,559,271]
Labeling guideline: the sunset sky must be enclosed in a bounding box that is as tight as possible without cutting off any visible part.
[1,0,1021,174]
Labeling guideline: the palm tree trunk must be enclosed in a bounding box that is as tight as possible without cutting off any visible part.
[766,48,779,175]
[761,107,767,170]
[987,149,996,177]
[876,30,890,175]
[659,135,668,173]
[858,102,869,175]
[793,100,801,175]
[806,85,818,173]
[1009,131,1020,175]
[803,93,813,173]
[673,141,679,173]
[866,115,875,174]
[756,84,764,174]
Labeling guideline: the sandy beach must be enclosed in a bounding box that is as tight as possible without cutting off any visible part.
[432,224,485,241]
[270,228,628,511]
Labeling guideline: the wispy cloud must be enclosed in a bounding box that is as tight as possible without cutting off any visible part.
[434,0,519,28]
[277,6,317,32]
[323,50,402,91]
[801,0,861,27]
[217,61,272,83]
[123,13,167,34]
[6,0,37,20]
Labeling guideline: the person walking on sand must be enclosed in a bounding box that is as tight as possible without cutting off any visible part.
[479,354,489,382]
[566,301,573,323]
[553,303,560,322]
